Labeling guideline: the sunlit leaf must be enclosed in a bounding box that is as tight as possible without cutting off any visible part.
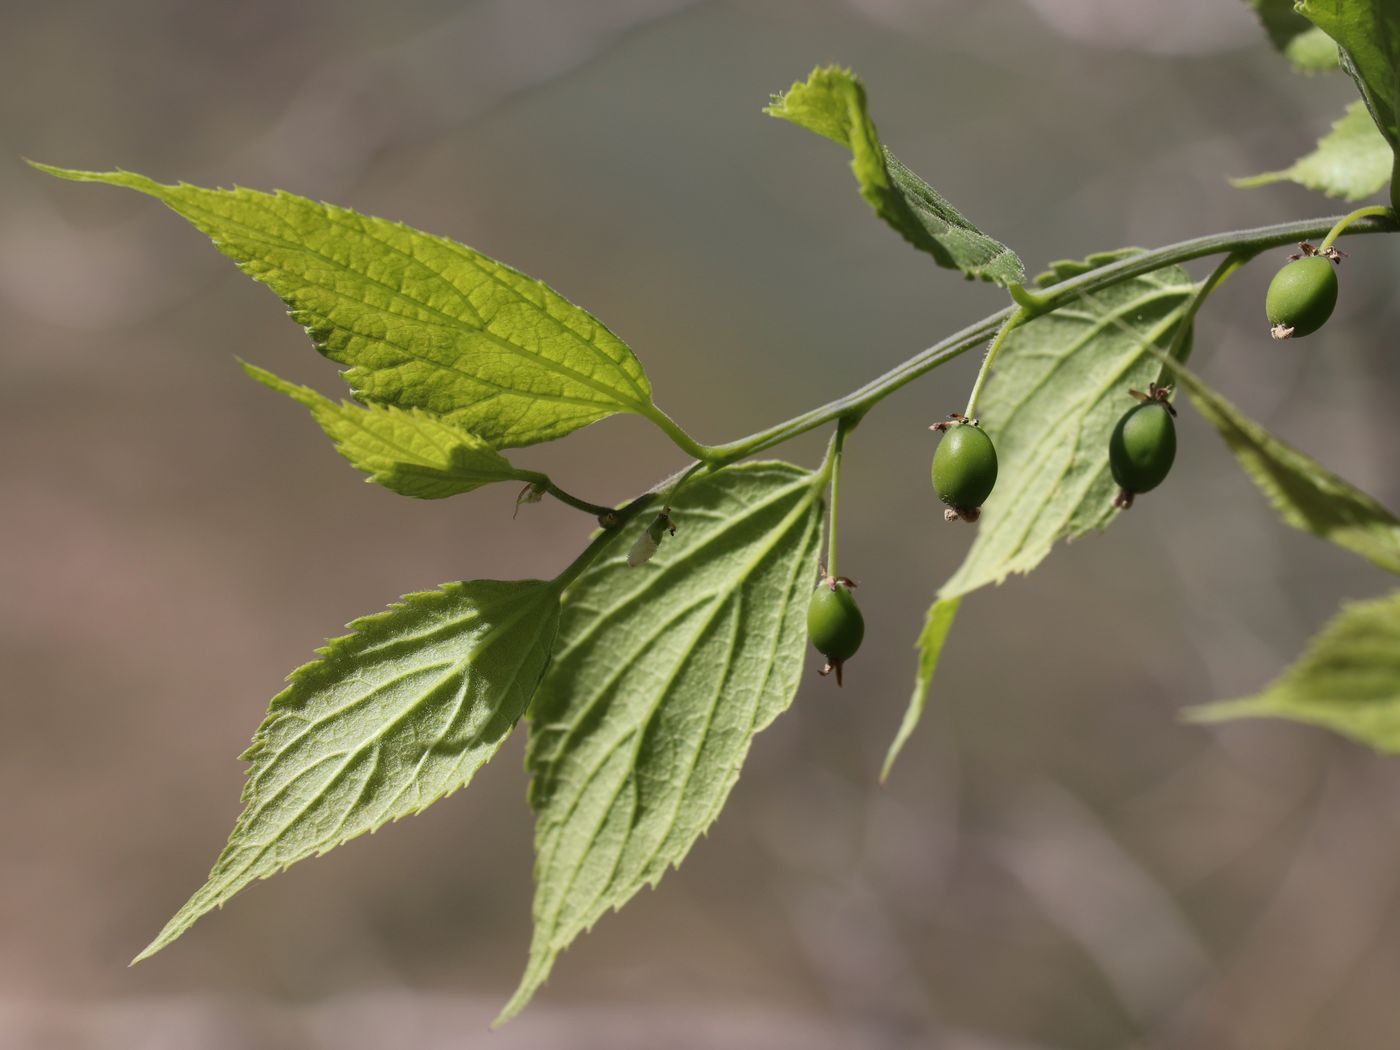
[1298,2,1400,159]
[138,579,561,961]
[33,164,658,449]
[1161,354,1400,575]
[1232,100,1392,201]
[499,463,824,1023]
[1188,590,1400,754]
[244,363,543,499]
[941,252,1195,599]
[766,67,1025,287]
[881,596,960,782]
[1246,0,1340,73]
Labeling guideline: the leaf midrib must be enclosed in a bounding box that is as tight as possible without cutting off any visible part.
[169,191,653,414]
[532,481,820,945]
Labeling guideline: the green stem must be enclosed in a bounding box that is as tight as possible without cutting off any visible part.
[964,310,1028,419]
[698,211,1396,464]
[1007,282,1050,314]
[542,479,618,520]
[1153,251,1249,384]
[548,463,703,589]
[1320,205,1392,251]
[661,460,709,504]
[551,524,617,592]
[825,420,852,578]
[642,404,713,463]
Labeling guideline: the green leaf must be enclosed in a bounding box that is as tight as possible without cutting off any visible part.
[765,67,1025,288]
[1187,590,1400,753]
[498,463,825,1024]
[1298,1,1400,150]
[1246,0,1340,73]
[137,579,561,962]
[880,596,961,783]
[1159,355,1400,576]
[32,164,657,449]
[940,252,1196,601]
[1232,100,1392,201]
[243,362,542,500]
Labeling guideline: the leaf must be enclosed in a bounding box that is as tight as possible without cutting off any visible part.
[137,579,561,962]
[1159,354,1400,575]
[242,362,542,500]
[1232,100,1392,201]
[765,67,1025,288]
[1187,590,1400,754]
[1246,0,1340,73]
[880,596,961,783]
[497,463,824,1023]
[1298,1,1400,149]
[32,164,657,449]
[939,252,1196,601]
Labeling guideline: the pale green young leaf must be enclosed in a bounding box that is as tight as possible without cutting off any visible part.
[1298,1,1400,149]
[243,362,543,500]
[497,463,825,1024]
[32,164,657,449]
[766,67,1025,287]
[137,579,561,962]
[1187,590,1400,753]
[1232,100,1392,201]
[1160,355,1400,576]
[881,596,961,782]
[1246,0,1340,73]
[940,253,1195,601]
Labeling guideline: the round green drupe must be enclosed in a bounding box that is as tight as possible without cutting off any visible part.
[1109,401,1176,499]
[807,581,864,667]
[1265,255,1338,339]
[932,422,998,514]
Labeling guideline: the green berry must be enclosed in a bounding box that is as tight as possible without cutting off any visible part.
[1109,401,1176,508]
[807,579,864,685]
[1266,255,1338,340]
[932,421,997,522]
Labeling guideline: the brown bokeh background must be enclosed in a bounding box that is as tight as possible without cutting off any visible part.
[6,1,1400,1047]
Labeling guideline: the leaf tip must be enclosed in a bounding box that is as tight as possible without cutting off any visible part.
[24,162,166,196]
[493,968,546,1029]
[877,747,899,784]
[1180,698,1265,725]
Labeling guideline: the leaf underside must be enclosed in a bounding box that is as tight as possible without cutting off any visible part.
[881,252,1194,774]
[766,66,1025,287]
[243,362,540,499]
[1188,590,1400,754]
[1298,1,1400,150]
[498,463,824,1024]
[942,252,1195,600]
[32,164,655,449]
[138,579,561,962]
[881,595,961,782]
[1247,0,1340,73]
[1161,355,1400,576]
[1232,100,1392,201]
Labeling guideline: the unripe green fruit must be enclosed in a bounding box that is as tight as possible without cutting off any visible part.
[1109,401,1176,502]
[1266,255,1337,339]
[932,423,997,518]
[807,581,864,679]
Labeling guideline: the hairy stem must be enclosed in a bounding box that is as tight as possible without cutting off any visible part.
[1152,251,1249,385]
[826,420,853,578]
[1320,205,1392,251]
[642,404,714,462]
[964,310,1028,419]
[542,480,619,520]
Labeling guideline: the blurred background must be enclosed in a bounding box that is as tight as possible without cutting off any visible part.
[5,1,1400,1047]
